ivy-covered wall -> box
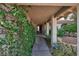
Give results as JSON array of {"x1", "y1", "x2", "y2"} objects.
[{"x1": 0, "y1": 4, "x2": 36, "y2": 56}]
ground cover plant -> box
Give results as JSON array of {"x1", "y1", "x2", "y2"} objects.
[{"x1": 0, "y1": 4, "x2": 36, "y2": 56}]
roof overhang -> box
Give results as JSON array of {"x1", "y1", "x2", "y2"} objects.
[{"x1": 18, "y1": 3, "x2": 77, "y2": 25}]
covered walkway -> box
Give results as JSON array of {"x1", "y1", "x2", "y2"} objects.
[
  {"x1": 32, "y1": 34, "x2": 51, "y2": 56},
  {"x1": 18, "y1": 3, "x2": 78, "y2": 55}
]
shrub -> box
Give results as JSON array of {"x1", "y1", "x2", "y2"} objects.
[
  {"x1": 57, "y1": 28, "x2": 65, "y2": 37},
  {"x1": 62, "y1": 23, "x2": 77, "y2": 33},
  {"x1": 0, "y1": 4, "x2": 36, "y2": 56},
  {"x1": 51, "y1": 43, "x2": 77, "y2": 56},
  {"x1": 57, "y1": 23, "x2": 77, "y2": 37}
]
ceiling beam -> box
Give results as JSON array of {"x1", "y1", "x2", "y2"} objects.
[
  {"x1": 55, "y1": 6, "x2": 76, "y2": 19},
  {"x1": 54, "y1": 6, "x2": 71, "y2": 17}
]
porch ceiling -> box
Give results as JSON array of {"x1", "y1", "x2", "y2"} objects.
[
  {"x1": 23, "y1": 6, "x2": 62, "y2": 25},
  {"x1": 18, "y1": 3, "x2": 76, "y2": 25}
]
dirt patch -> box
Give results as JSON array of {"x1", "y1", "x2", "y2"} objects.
[{"x1": 62, "y1": 37, "x2": 77, "y2": 45}]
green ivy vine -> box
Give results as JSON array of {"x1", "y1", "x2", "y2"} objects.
[{"x1": 0, "y1": 4, "x2": 36, "y2": 56}]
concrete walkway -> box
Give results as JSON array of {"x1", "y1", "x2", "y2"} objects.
[{"x1": 32, "y1": 35, "x2": 51, "y2": 56}]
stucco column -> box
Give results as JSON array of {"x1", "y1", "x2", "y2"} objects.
[
  {"x1": 46, "y1": 22, "x2": 50, "y2": 36},
  {"x1": 77, "y1": 5, "x2": 79, "y2": 56},
  {"x1": 51, "y1": 16, "x2": 57, "y2": 47}
]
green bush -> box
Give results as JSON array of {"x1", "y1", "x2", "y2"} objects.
[
  {"x1": 51, "y1": 43, "x2": 77, "y2": 56},
  {"x1": 57, "y1": 23, "x2": 77, "y2": 37},
  {"x1": 62, "y1": 23, "x2": 77, "y2": 33},
  {"x1": 0, "y1": 4, "x2": 36, "y2": 56},
  {"x1": 57, "y1": 28, "x2": 65, "y2": 37}
]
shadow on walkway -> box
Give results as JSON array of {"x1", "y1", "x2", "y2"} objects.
[{"x1": 32, "y1": 35, "x2": 51, "y2": 56}]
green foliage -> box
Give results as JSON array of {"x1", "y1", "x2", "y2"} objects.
[
  {"x1": 0, "y1": 4, "x2": 36, "y2": 56},
  {"x1": 62, "y1": 23, "x2": 77, "y2": 33},
  {"x1": 0, "y1": 10, "x2": 5, "y2": 19},
  {"x1": 0, "y1": 38, "x2": 7, "y2": 45},
  {"x1": 57, "y1": 28, "x2": 65, "y2": 37},
  {"x1": 57, "y1": 23, "x2": 77, "y2": 37},
  {"x1": 52, "y1": 43, "x2": 77, "y2": 56}
]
